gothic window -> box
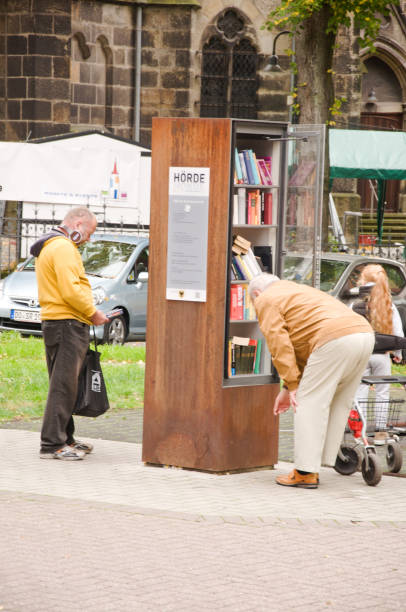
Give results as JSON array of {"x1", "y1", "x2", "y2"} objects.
[{"x1": 200, "y1": 10, "x2": 258, "y2": 119}]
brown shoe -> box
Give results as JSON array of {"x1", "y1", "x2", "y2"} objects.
[{"x1": 276, "y1": 469, "x2": 319, "y2": 489}]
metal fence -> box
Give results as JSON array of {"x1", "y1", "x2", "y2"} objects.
[{"x1": 0, "y1": 203, "x2": 149, "y2": 277}]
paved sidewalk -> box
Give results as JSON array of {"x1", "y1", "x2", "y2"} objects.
[{"x1": 1, "y1": 427, "x2": 406, "y2": 611}]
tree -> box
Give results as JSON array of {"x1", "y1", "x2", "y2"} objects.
[
  {"x1": 264, "y1": 0, "x2": 397, "y2": 125},
  {"x1": 265, "y1": 1, "x2": 398, "y2": 249}
]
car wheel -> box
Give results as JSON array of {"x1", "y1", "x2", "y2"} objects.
[{"x1": 103, "y1": 315, "x2": 127, "y2": 344}]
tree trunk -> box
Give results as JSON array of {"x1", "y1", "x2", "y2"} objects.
[
  {"x1": 295, "y1": 7, "x2": 336, "y2": 247},
  {"x1": 295, "y1": 7, "x2": 335, "y2": 124}
]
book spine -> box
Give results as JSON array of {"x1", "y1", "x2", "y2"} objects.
[
  {"x1": 237, "y1": 188, "x2": 246, "y2": 224},
  {"x1": 233, "y1": 194, "x2": 239, "y2": 225},
  {"x1": 255, "y1": 189, "x2": 260, "y2": 225},
  {"x1": 244, "y1": 248, "x2": 262, "y2": 276},
  {"x1": 231, "y1": 342, "x2": 236, "y2": 376},
  {"x1": 257, "y1": 158, "x2": 272, "y2": 185},
  {"x1": 263, "y1": 156, "x2": 272, "y2": 183},
  {"x1": 254, "y1": 339, "x2": 262, "y2": 374},
  {"x1": 242, "y1": 150, "x2": 255, "y2": 185},
  {"x1": 238, "y1": 152, "x2": 249, "y2": 184},
  {"x1": 251, "y1": 151, "x2": 262, "y2": 185},
  {"x1": 260, "y1": 191, "x2": 265, "y2": 224},
  {"x1": 230, "y1": 285, "x2": 238, "y2": 320},
  {"x1": 236, "y1": 254, "x2": 252, "y2": 280},
  {"x1": 236, "y1": 283, "x2": 244, "y2": 320},
  {"x1": 247, "y1": 190, "x2": 256, "y2": 225},
  {"x1": 256, "y1": 159, "x2": 267, "y2": 185},
  {"x1": 264, "y1": 192, "x2": 272, "y2": 225},
  {"x1": 234, "y1": 148, "x2": 243, "y2": 183},
  {"x1": 232, "y1": 255, "x2": 247, "y2": 280}
]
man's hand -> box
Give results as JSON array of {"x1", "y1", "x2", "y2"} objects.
[
  {"x1": 91, "y1": 310, "x2": 109, "y2": 326},
  {"x1": 273, "y1": 388, "x2": 298, "y2": 415}
]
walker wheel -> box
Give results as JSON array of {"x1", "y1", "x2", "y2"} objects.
[
  {"x1": 386, "y1": 441, "x2": 403, "y2": 473},
  {"x1": 361, "y1": 453, "x2": 382, "y2": 486},
  {"x1": 334, "y1": 445, "x2": 360, "y2": 475}
]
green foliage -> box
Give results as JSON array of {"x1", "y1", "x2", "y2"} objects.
[
  {"x1": 0, "y1": 332, "x2": 145, "y2": 422},
  {"x1": 265, "y1": 0, "x2": 396, "y2": 49}
]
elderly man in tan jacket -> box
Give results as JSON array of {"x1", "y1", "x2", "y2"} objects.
[{"x1": 249, "y1": 273, "x2": 374, "y2": 489}]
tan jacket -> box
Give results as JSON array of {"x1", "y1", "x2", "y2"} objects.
[
  {"x1": 36, "y1": 237, "x2": 96, "y2": 324},
  {"x1": 255, "y1": 280, "x2": 373, "y2": 391}
]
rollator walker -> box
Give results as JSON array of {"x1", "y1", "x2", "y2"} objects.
[{"x1": 334, "y1": 332, "x2": 406, "y2": 486}]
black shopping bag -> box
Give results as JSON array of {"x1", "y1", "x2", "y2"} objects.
[{"x1": 74, "y1": 345, "x2": 110, "y2": 418}]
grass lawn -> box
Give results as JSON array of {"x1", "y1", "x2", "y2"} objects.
[{"x1": 0, "y1": 331, "x2": 145, "y2": 423}]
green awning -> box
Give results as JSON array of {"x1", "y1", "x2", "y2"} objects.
[{"x1": 329, "y1": 128, "x2": 406, "y2": 180}]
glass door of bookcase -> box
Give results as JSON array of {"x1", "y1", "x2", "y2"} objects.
[{"x1": 281, "y1": 124, "x2": 325, "y2": 288}]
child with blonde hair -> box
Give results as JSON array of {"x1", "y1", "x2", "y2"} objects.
[{"x1": 352, "y1": 264, "x2": 404, "y2": 433}]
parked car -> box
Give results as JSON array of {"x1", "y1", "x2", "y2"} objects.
[
  {"x1": 283, "y1": 252, "x2": 406, "y2": 331},
  {"x1": 0, "y1": 233, "x2": 149, "y2": 343}
]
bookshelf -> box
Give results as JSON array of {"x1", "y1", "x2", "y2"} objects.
[
  {"x1": 225, "y1": 124, "x2": 287, "y2": 387},
  {"x1": 143, "y1": 118, "x2": 289, "y2": 472}
]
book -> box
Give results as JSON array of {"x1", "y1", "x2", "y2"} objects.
[
  {"x1": 242, "y1": 150, "x2": 255, "y2": 185},
  {"x1": 250, "y1": 151, "x2": 262, "y2": 185},
  {"x1": 263, "y1": 192, "x2": 272, "y2": 225},
  {"x1": 231, "y1": 341, "x2": 236, "y2": 376},
  {"x1": 254, "y1": 189, "x2": 261, "y2": 225},
  {"x1": 232, "y1": 255, "x2": 247, "y2": 280},
  {"x1": 234, "y1": 148, "x2": 243, "y2": 184},
  {"x1": 243, "y1": 248, "x2": 262, "y2": 277},
  {"x1": 236, "y1": 254, "x2": 253, "y2": 280},
  {"x1": 232, "y1": 194, "x2": 239, "y2": 225},
  {"x1": 233, "y1": 234, "x2": 251, "y2": 251},
  {"x1": 257, "y1": 157, "x2": 272, "y2": 185},
  {"x1": 246, "y1": 149, "x2": 261, "y2": 185},
  {"x1": 248, "y1": 338, "x2": 258, "y2": 373},
  {"x1": 237, "y1": 188, "x2": 246, "y2": 224},
  {"x1": 230, "y1": 285, "x2": 243, "y2": 320},
  {"x1": 263, "y1": 156, "x2": 272, "y2": 182},
  {"x1": 238, "y1": 152, "x2": 249, "y2": 183},
  {"x1": 247, "y1": 190, "x2": 256, "y2": 224},
  {"x1": 254, "y1": 339, "x2": 262, "y2": 374}
]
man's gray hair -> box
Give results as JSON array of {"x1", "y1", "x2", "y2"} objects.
[
  {"x1": 63, "y1": 207, "x2": 97, "y2": 225},
  {"x1": 248, "y1": 272, "x2": 280, "y2": 298}
]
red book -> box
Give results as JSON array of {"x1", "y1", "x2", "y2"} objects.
[
  {"x1": 264, "y1": 193, "x2": 272, "y2": 225},
  {"x1": 230, "y1": 285, "x2": 243, "y2": 320}
]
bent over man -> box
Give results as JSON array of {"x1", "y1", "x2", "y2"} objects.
[
  {"x1": 248, "y1": 273, "x2": 374, "y2": 489},
  {"x1": 30, "y1": 207, "x2": 109, "y2": 460}
]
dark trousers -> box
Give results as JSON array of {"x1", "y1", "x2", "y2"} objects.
[{"x1": 40, "y1": 319, "x2": 90, "y2": 452}]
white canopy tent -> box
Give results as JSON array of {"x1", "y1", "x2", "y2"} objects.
[{"x1": 0, "y1": 130, "x2": 151, "y2": 227}]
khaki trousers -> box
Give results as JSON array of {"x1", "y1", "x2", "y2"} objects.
[{"x1": 294, "y1": 332, "x2": 374, "y2": 473}]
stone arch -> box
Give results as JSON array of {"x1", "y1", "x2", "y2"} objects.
[
  {"x1": 72, "y1": 32, "x2": 91, "y2": 61},
  {"x1": 199, "y1": 8, "x2": 259, "y2": 118},
  {"x1": 361, "y1": 39, "x2": 406, "y2": 111}
]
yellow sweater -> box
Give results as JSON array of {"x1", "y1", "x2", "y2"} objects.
[
  {"x1": 36, "y1": 237, "x2": 96, "y2": 324},
  {"x1": 255, "y1": 280, "x2": 373, "y2": 391}
]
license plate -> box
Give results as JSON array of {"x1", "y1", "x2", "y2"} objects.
[{"x1": 10, "y1": 309, "x2": 41, "y2": 323}]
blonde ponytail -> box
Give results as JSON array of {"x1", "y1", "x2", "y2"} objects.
[{"x1": 358, "y1": 264, "x2": 392, "y2": 334}]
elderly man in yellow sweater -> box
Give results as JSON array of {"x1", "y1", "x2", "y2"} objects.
[
  {"x1": 30, "y1": 207, "x2": 109, "y2": 460},
  {"x1": 249, "y1": 272, "x2": 374, "y2": 489}
]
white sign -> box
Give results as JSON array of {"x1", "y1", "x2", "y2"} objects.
[{"x1": 166, "y1": 167, "x2": 210, "y2": 302}]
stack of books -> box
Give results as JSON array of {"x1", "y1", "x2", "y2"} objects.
[
  {"x1": 230, "y1": 235, "x2": 263, "y2": 281},
  {"x1": 228, "y1": 335, "x2": 262, "y2": 376},
  {"x1": 234, "y1": 148, "x2": 272, "y2": 186}
]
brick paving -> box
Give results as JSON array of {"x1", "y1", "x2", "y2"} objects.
[{"x1": 0, "y1": 422, "x2": 406, "y2": 611}]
